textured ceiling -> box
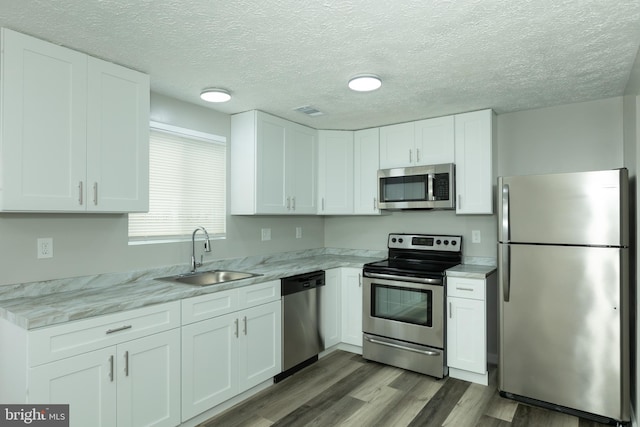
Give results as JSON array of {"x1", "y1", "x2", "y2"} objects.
[{"x1": 2, "y1": 0, "x2": 640, "y2": 130}]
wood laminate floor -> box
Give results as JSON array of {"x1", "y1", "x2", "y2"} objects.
[{"x1": 199, "y1": 350, "x2": 613, "y2": 427}]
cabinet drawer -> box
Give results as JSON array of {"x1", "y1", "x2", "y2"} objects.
[
  {"x1": 238, "y1": 280, "x2": 280, "y2": 310},
  {"x1": 181, "y1": 289, "x2": 238, "y2": 325},
  {"x1": 29, "y1": 302, "x2": 180, "y2": 367},
  {"x1": 447, "y1": 277, "x2": 485, "y2": 300}
]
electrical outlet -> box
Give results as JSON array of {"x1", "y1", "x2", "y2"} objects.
[
  {"x1": 37, "y1": 238, "x2": 53, "y2": 259},
  {"x1": 471, "y1": 230, "x2": 481, "y2": 244},
  {"x1": 296, "y1": 227, "x2": 302, "y2": 239},
  {"x1": 261, "y1": 228, "x2": 271, "y2": 241}
]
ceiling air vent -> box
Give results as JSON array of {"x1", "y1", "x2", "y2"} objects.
[{"x1": 294, "y1": 105, "x2": 324, "y2": 117}]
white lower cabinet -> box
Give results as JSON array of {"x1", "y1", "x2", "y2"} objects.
[
  {"x1": 4, "y1": 302, "x2": 181, "y2": 427},
  {"x1": 320, "y1": 268, "x2": 342, "y2": 348},
  {"x1": 446, "y1": 274, "x2": 495, "y2": 385},
  {"x1": 29, "y1": 347, "x2": 117, "y2": 427},
  {"x1": 180, "y1": 281, "x2": 281, "y2": 422},
  {"x1": 320, "y1": 267, "x2": 363, "y2": 349},
  {"x1": 340, "y1": 268, "x2": 363, "y2": 347}
]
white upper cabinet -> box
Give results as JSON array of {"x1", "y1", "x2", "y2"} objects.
[
  {"x1": 0, "y1": 28, "x2": 149, "y2": 212},
  {"x1": 231, "y1": 110, "x2": 317, "y2": 215},
  {"x1": 454, "y1": 109, "x2": 494, "y2": 214},
  {"x1": 379, "y1": 116, "x2": 454, "y2": 169},
  {"x1": 86, "y1": 57, "x2": 149, "y2": 212},
  {"x1": 353, "y1": 128, "x2": 381, "y2": 215},
  {"x1": 318, "y1": 130, "x2": 354, "y2": 214}
]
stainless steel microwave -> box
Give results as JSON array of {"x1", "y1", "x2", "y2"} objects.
[{"x1": 377, "y1": 163, "x2": 455, "y2": 210}]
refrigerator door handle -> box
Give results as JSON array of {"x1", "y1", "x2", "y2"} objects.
[
  {"x1": 502, "y1": 183, "x2": 510, "y2": 242},
  {"x1": 502, "y1": 245, "x2": 511, "y2": 302}
]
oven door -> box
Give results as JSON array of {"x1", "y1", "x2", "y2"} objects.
[{"x1": 362, "y1": 275, "x2": 444, "y2": 348}]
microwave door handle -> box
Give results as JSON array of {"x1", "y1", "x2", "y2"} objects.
[{"x1": 428, "y1": 174, "x2": 434, "y2": 201}]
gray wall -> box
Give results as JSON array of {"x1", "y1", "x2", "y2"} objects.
[{"x1": 0, "y1": 93, "x2": 325, "y2": 286}]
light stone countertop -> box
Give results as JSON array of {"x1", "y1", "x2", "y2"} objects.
[
  {"x1": 446, "y1": 264, "x2": 497, "y2": 279},
  {"x1": 0, "y1": 248, "x2": 385, "y2": 330}
]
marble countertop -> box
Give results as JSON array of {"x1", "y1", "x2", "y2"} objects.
[
  {"x1": 0, "y1": 247, "x2": 497, "y2": 330},
  {"x1": 446, "y1": 264, "x2": 497, "y2": 279},
  {"x1": 0, "y1": 249, "x2": 385, "y2": 330}
]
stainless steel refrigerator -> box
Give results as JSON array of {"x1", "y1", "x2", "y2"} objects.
[{"x1": 497, "y1": 168, "x2": 630, "y2": 424}]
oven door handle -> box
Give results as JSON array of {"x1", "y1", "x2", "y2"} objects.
[
  {"x1": 363, "y1": 272, "x2": 442, "y2": 285},
  {"x1": 364, "y1": 335, "x2": 441, "y2": 356}
]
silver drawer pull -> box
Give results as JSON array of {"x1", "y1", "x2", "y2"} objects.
[
  {"x1": 456, "y1": 286, "x2": 475, "y2": 291},
  {"x1": 106, "y1": 325, "x2": 132, "y2": 334},
  {"x1": 364, "y1": 335, "x2": 440, "y2": 356}
]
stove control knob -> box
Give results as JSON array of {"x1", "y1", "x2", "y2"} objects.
[
  {"x1": 444, "y1": 240, "x2": 449, "y2": 245},
  {"x1": 391, "y1": 238, "x2": 397, "y2": 243},
  {"x1": 398, "y1": 238, "x2": 404, "y2": 243},
  {"x1": 436, "y1": 239, "x2": 442, "y2": 245},
  {"x1": 451, "y1": 240, "x2": 457, "y2": 246}
]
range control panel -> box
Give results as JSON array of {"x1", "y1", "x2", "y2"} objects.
[{"x1": 387, "y1": 233, "x2": 462, "y2": 252}]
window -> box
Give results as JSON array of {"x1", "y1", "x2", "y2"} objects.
[{"x1": 129, "y1": 122, "x2": 226, "y2": 242}]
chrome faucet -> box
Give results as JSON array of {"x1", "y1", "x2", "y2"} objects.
[{"x1": 191, "y1": 226, "x2": 211, "y2": 272}]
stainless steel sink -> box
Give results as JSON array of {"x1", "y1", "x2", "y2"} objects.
[{"x1": 157, "y1": 270, "x2": 261, "y2": 286}]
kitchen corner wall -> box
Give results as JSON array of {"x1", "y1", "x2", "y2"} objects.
[
  {"x1": 0, "y1": 93, "x2": 324, "y2": 287},
  {"x1": 326, "y1": 96, "x2": 625, "y2": 261}
]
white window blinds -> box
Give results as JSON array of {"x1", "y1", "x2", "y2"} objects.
[{"x1": 129, "y1": 123, "x2": 226, "y2": 241}]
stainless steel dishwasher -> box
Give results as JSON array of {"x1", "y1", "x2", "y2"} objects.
[{"x1": 275, "y1": 270, "x2": 325, "y2": 382}]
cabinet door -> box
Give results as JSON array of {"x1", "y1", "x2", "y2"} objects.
[
  {"x1": 86, "y1": 57, "x2": 149, "y2": 213},
  {"x1": 341, "y1": 268, "x2": 363, "y2": 346},
  {"x1": 238, "y1": 301, "x2": 282, "y2": 391},
  {"x1": 455, "y1": 109, "x2": 494, "y2": 214},
  {"x1": 318, "y1": 130, "x2": 354, "y2": 214},
  {"x1": 320, "y1": 268, "x2": 342, "y2": 348},
  {"x1": 415, "y1": 116, "x2": 454, "y2": 165},
  {"x1": 354, "y1": 128, "x2": 380, "y2": 214},
  {"x1": 379, "y1": 122, "x2": 414, "y2": 169},
  {"x1": 256, "y1": 113, "x2": 288, "y2": 213},
  {"x1": 287, "y1": 125, "x2": 317, "y2": 214},
  {"x1": 181, "y1": 313, "x2": 239, "y2": 421},
  {"x1": 29, "y1": 347, "x2": 116, "y2": 427},
  {"x1": 447, "y1": 296, "x2": 486, "y2": 373},
  {"x1": 1, "y1": 28, "x2": 87, "y2": 211},
  {"x1": 117, "y1": 329, "x2": 180, "y2": 427}
]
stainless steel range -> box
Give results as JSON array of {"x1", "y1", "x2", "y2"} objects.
[{"x1": 362, "y1": 233, "x2": 462, "y2": 378}]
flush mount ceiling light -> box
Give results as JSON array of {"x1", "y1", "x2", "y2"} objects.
[
  {"x1": 348, "y1": 74, "x2": 382, "y2": 92},
  {"x1": 200, "y1": 88, "x2": 231, "y2": 103}
]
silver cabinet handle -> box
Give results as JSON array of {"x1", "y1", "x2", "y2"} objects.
[
  {"x1": 124, "y1": 351, "x2": 129, "y2": 376},
  {"x1": 109, "y1": 355, "x2": 114, "y2": 382},
  {"x1": 456, "y1": 286, "x2": 474, "y2": 291},
  {"x1": 234, "y1": 318, "x2": 239, "y2": 337},
  {"x1": 409, "y1": 149, "x2": 412, "y2": 163},
  {"x1": 78, "y1": 181, "x2": 83, "y2": 205},
  {"x1": 322, "y1": 197, "x2": 325, "y2": 211},
  {"x1": 243, "y1": 316, "x2": 247, "y2": 335},
  {"x1": 93, "y1": 182, "x2": 98, "y2": 205},
  {"x1": 458, "y1": 194, "x2": 462, "y2": 209},
  {"x1": 286, "y1": 197, "x2": 290, "y2": 210},
  {"x1": 106, "y1": 325, "x2": 132, "y2": 334},
  {"x1": 292, "y1": 196, "x2": 296, "y2": 211},
  {"x1": 373, "y1": 197, "x2": 377, "y2": 210},
  {"x1": 416, "y1": 148, "x2": 420, "y2": 163},
  {"x1": 449, "y1": 302, "x2": 452, "y2": 318},
  {"x1": 358, "y1": 273, "x2": 362, "y2": 287}
]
